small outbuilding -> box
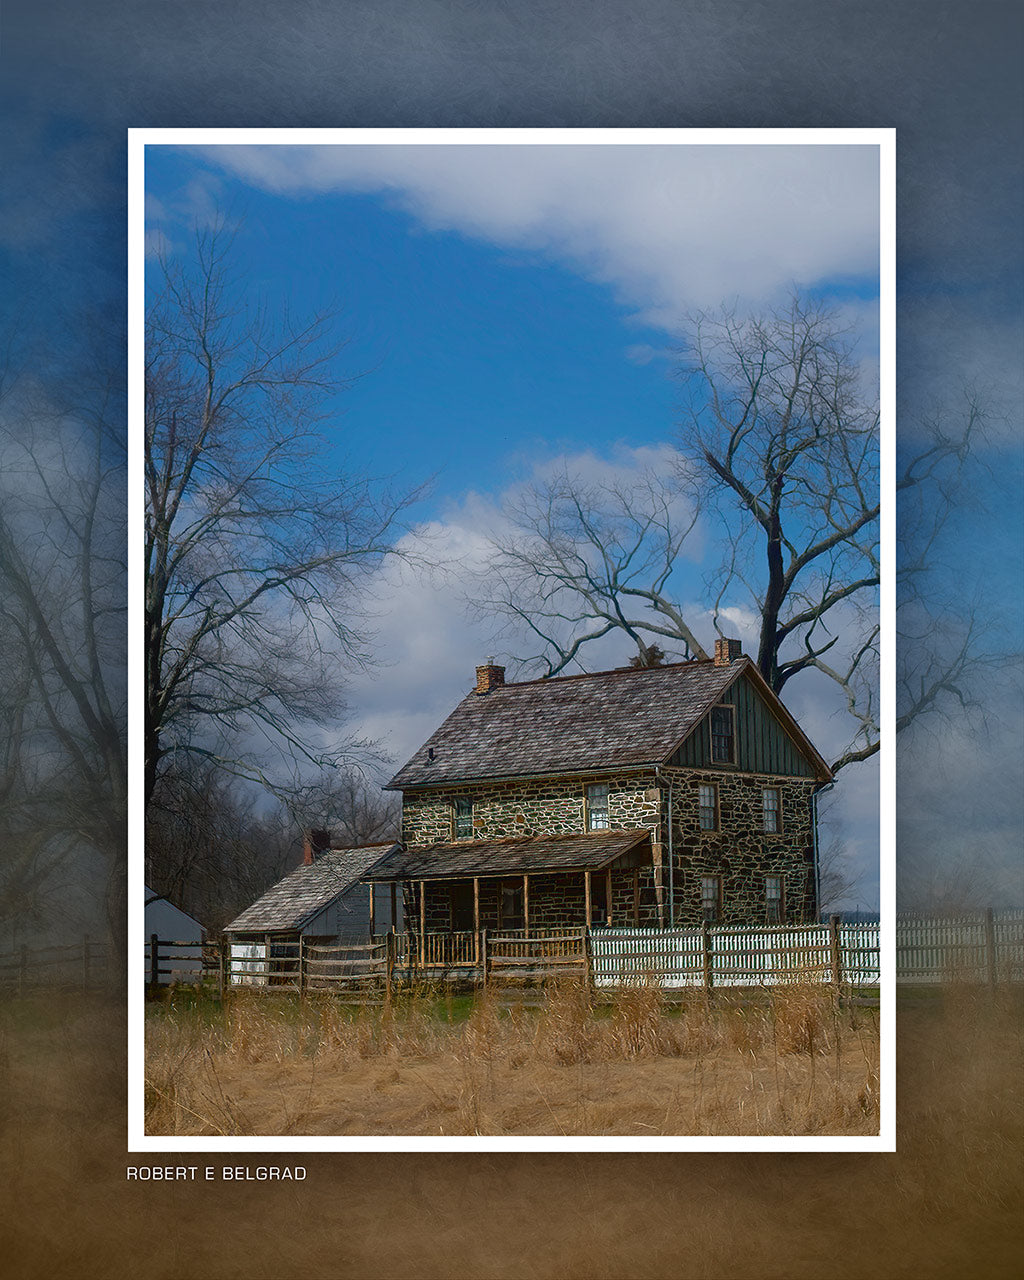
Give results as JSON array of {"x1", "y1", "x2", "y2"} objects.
[
  {"x1": 223, "y1": 836, "x2": 402, "y2": 984},
  {"x1": 144, "y1": 887, "x2": 206, "y2": 983}
]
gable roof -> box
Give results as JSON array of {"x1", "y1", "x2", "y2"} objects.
[
  {"x1": 365, "y1": 830, "x2": 652, "y2": 882},
  {"x1": 224, "y1": 843, "x2": 399, "y2": 934},
  {"x1": 386, "y1": 658, "x2": 830, "y2": 790}
]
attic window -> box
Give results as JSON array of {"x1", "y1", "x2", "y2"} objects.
[
  {"x1": 586, "y1": 783, "x2": 610, "y2": 831},
  {"x1": 710, "y1": 705, "x2": 735, "y2": 763},
  {"x1": 454, "y1": 798, "x2": 473, "y2": 839}
]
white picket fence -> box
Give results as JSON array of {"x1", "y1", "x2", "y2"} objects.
[
  {"x1": 896, "y1": 910, "x2": 1024, "y2": 984},
  {"x1": 590, "y1": 912, "x2": 1024, "y2": 989},
  {"x1": 590, "y1": 922, "x2": 870, "y2": 989}
]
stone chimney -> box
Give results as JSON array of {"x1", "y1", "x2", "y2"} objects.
[
  {"x1": 302, "y1": 828, "x2": 332, "y2": 866},
  {"x1": 713, "y1": 637, "x2": 743, "y2": 667},
  {"x1": 475, "y1": 657, "x2": 506, "y2": 694}
]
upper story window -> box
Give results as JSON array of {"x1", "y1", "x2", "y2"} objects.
[
  {"x1": 762, "y1": 787, "x2": 781, "y2": 833},
  {"x1": 698, "y1": 784, "x2": 718, "y2": 831},
  {"x1": 586, "y1": 782, "x2": 610, "y2": 831},
  {"x1": 710, "y1": 705, "x2": 735, "y2": 763},
  {"x1": 765, "y1": 874, "x2": 785, "y2": 924},
  {"x1": 454, "y1": 797, "x2": 473, "y2": 839}
]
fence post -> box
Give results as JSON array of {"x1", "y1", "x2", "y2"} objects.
[
  {"x1": 218, "y1": 939, "x2": 227, "y2": 1001},
  {"x1": 149, "y1": 934, "x2": 159, "y2": 991},
  {"x1": 829, "y1": 915, "x2": 842, "y2": 992},
  {"x1": 481, "y1": 929, "x2": 488, "y2": 989},
  {"x1": 298, "y1": 935, "x2": 306, "y2": 996},
  {"x1": 385, "y1": 929, "x2": 395, "y2": 999},
  {"x1": 702, "y1": 922, "x2": 713, "y2": 1001},
  {"x1": 984, "y1": 908, "x2": 997, "y2": 989},
  {"x1": 583, "y1": 926, "x2": 593, "y2": 991},
  {"x1": 82, "y1": 934, "x2": 91, "y2": 990}
]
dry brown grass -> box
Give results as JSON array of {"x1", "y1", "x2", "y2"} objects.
[
  {"x1": 0, "y1": 984, "x2": 1021, "y2": 1279},
  {"x1": 143, "y1": 978, "x2": 880, "y2": 1137}
]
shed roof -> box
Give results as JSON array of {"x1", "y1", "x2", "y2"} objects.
[
  {"x1": 224, "y1": 843, "x2": 399, "y2": 934},
  {"x1": 387, "y1": 657, "x2": 801, "y2": 790},
  {"x1": 364, "y1": 830, "x2": 652, "y2": 882}
]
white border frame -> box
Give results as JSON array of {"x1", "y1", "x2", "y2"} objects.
[{"x1": 128, "y1": 126, "x2": 896, "y2": 1154}]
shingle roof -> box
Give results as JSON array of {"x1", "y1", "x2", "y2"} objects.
[
  {"x1": 224, "y1": 843, "x2": 400, "y2": 933},
  {"x1": 364, "y1": 830, "x2": 652, "y2": 882},
  {"x1": 386, "y1": 659, "x2": 746, "y2": 790}
]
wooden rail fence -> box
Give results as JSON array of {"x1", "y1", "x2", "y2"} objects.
[
  {"x1": 0, "y1": 936, "x2": 110, "y2": 992},
  {"x1": 9, "y1": 910, "x2": 1019, "y2": 998}
]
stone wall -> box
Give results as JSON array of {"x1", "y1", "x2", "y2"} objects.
[
  {"x1": 660, "y1": 766, "x2": 818, "y2": 924},
  {"x1": 400, "y1": 771, "x2": 662, "y2": 845},
  {"x1": 400, "y1": 765, "x2": 819, "y2": 928}
]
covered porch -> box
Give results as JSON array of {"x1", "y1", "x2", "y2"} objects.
[{"x1": 365, "y1": 829, "x2": 658, "y2": 943}]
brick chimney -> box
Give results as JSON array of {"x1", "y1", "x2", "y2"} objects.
[
  {"x1": 302, "y1": 828, "x2": 332, "y2": 866},
  {"x1": 714, "y1": 637, "x2": 743, "y2": 667},
  {"x1": 475, "y1": 657, "x2": 506, "y2": 694}
]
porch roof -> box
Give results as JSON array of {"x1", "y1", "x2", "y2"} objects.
[{"x1": 363, "y1": 829, "x2": 652, "y2": 882}]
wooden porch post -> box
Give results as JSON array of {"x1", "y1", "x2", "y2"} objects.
[
  {"x1": 605, "y1": 866, "x2": 613, "y2": 927},
  {"x1": 390, "y1": 882, "x2": 398, "y2": 931},
  {"x1": 419, "y1": 880, "x2": 426, "y2": 942},
  {"x1": 584, "y1": 869, "x2": 592, "y2": 927},
  {"x1": 523, "y1": 874, "x2": 530, "y2": 938},
  {"x1": 633, "y1": 868, "x2": 640, "y2": 926},
  {"x1": 473, "y1": 877, "x2": 481, "y2": 968},
  {"x1": 368, "y1": 882, "x2": 376, "y2": 940}
]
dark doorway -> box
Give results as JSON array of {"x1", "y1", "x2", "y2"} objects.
[{"x1": 449, "y1": 881, "x2": 475, "y2": 930}]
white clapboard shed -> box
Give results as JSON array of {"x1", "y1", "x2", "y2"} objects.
[
  {"x1": 145, "y1": 887, "x2": 206, "y2": 983},
  {"x1": 223, "y1": 841, "x2": 402, "y2": 985}
]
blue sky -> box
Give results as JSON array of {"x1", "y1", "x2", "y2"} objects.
[
  {"x1": 145, "y1": 143, "x2": 881, "y2": 517},
  {"x1": 145, "y1": 139, "x2": 887, "y2": 907}
]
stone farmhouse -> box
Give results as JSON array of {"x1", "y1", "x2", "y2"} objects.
[{"x1": 365, "y1": 638, "x2": 833, "y2": 934}]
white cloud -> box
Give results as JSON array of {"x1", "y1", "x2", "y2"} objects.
[{"x1": 194, "y1": 142, "x2": 880, "y2": 329}]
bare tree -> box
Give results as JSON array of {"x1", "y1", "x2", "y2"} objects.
[
  {"x1": 146, "y1": 761, "x2": 298, "y2": 931},
  {"x1": 676, "y1": 298, "x2": 881, "y2": 768},
  {"x1": 816, "y1": 833, "x2": 864, "y2": 917},
  {"x1": 146, "y1": 760, "x2": 400, "y2": 931},
  {"x1": 473, "y1": 298, "x2": 881, "y2": 767},
  {"x1": 895, "y1": 387, "x2": 999, "y2": 735},
  {"x1": 473, "y1": 463, "x2": 705, "y2": 677},
  {"x1": 145, "y1": 223, "x2": 417, "y2": 809},
  {"x1": 0, "y1": 353, "x2": 127, "y2": 948},
  {"x1": 473, "y1": 297, "x2": 991, "y2": 774},
  {"x1": 281, "y1": 767, "x2": 401, "y2": 848}
]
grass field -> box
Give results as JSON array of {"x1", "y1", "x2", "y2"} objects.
[
  {"x1": 144, "y1": 979, "x2": 880, "y2": 1136},
  {"x1": 1, "y1": 983, "x2": 1020, "y2": 1278}
]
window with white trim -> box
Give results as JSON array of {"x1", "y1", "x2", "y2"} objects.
[
  {"x1": 586, "y1": 782, "x2": 610, "y2": 831},
  {"x1": 765, "y1": 874, "x2": 784, "y2": 924},
  {"x1": 700, "y1": 875, "x2": 723, "y2": 923},
  {"x1": 454, "y1": 797, "x2": 473, "y2": 839},
  {"x1": 762, "y1": 787, "x2": 781, "y2": 833},
  {"x1": 698, "y1": 784, "x2": 718, "y2": 831}
]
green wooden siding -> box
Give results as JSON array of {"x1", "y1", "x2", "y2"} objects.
[{"x1": 669, "y1": 672, "x2": 817, "y2": 777}]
